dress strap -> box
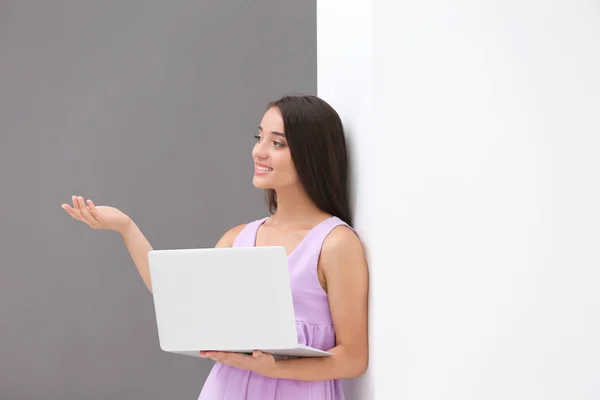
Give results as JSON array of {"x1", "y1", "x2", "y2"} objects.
[
  {"x1": 294, "y1": 217, "x2": 354, "y2": 268},
  {"x1": 232, "y1": 217, "x2": 269, "y2": 247},
  {"x1": 299, "y1": 216, "x2": 355, "y2": 261}
]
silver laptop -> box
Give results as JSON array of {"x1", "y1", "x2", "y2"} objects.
[{"x1": 147, "y1": 246, "x2": 332, "y2": 358}]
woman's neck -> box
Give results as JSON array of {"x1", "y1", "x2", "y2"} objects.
[{"x1": 269, "y1": 186, "x2": 330, "y2": 227}]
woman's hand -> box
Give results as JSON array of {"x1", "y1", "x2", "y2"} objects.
[
  {"x1": 199, "y1": 350, "x2": 277, "y2": 378},
  {"x1": 61, "y1": 195, "x2": 132, "y2": 234}
]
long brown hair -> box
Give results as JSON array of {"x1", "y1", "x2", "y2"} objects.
[{"x1": 265, "y1": 95, "x2": 352, "y2": 225}]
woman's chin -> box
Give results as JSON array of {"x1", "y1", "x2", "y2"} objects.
[{"x1": 252, "y1": 176, "x2": 272, "y2": 189}]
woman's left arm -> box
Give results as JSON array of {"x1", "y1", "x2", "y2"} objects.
[{"x1": 271, "y1": 226, "x2": 369, "y2": 381}]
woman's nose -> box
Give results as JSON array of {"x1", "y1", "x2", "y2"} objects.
[{"x1": 253, "y1": 141, "x2": 268, "y2": 159}]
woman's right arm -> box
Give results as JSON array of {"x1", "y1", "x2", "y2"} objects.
[
  {"x1": 120, "y1": 220, "x2": 247, "y2": 293},
  {"x1": 121, "y1": 221, "x2": 247, "y2": 293},
  {"x1": 119, "y1": 219, "x2": 154, "y2": 292},
  {"x1": 62, "y1": 195, "x2": 246, "y2": 294}
]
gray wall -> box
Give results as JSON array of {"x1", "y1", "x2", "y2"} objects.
[{"x1": 0, "y1": 1, "x2": 315, "y2": 399}]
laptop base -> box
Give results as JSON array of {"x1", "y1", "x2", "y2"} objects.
[{"x1": 166, "y1": 345, "x2": 332, "y2": 358}]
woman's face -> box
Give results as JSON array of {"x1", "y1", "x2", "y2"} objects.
[{"x1": 252, "y1": 107, "x2": 299, "y2": 190}]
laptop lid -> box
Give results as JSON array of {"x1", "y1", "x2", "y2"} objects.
[{"x1": 147, "y1": 246, "x2": 298, "y2": 353}]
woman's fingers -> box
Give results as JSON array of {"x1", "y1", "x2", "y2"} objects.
[
  {"x1": 77, "y1": 196, "x2": 100, "y2": 228},
  {"x1": 86, "y1": 199, "x2": 105, "y2": 228},
  {"x1": 71, "y1": 196, "x2": 84, "y2": 220},
  {"x1": 72, "y1": 196, "x2": 99, "y2": 228},
  {"x1": 62, "y1": 203, "x2": 82, "y2": 221},
  {"x1": 86, "y1": 199, "x2": 100, "y2": 220}
]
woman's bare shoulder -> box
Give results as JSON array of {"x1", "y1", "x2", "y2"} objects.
[{"x1": 215, "y1": 223, "x2": 248, "y2": 248}]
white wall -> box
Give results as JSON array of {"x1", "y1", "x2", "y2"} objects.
[
  {"x1": 319, "y1": 1, "x2": 600, "y2": 399},
  {"x1": 318, "y1": 0, "x2": 374, "y2": 399}
]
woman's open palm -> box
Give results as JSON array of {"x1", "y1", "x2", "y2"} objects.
[{"x1": 61, "y1": 196, "x2": 131, "y2": 233}]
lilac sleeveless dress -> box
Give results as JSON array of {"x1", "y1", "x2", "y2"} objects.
[{"x1": 198, "y1": 216, "x2": 348, "y2": 400}]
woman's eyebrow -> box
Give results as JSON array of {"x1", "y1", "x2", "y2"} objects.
[{"x1": 258, "y1": 126, "x2": 285, "y2": 137}]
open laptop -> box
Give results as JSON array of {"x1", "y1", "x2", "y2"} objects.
[{"x1": 147, "y1": 246, "x2": 332, "y2": 358}]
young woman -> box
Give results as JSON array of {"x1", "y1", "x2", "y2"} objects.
[{"x1": 62, "y1": 95, "x2": 369, "y2": 399}]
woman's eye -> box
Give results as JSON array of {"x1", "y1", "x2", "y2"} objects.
[{"x1": 254, "y1": 134, "x2": 284, "y2": 148}]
